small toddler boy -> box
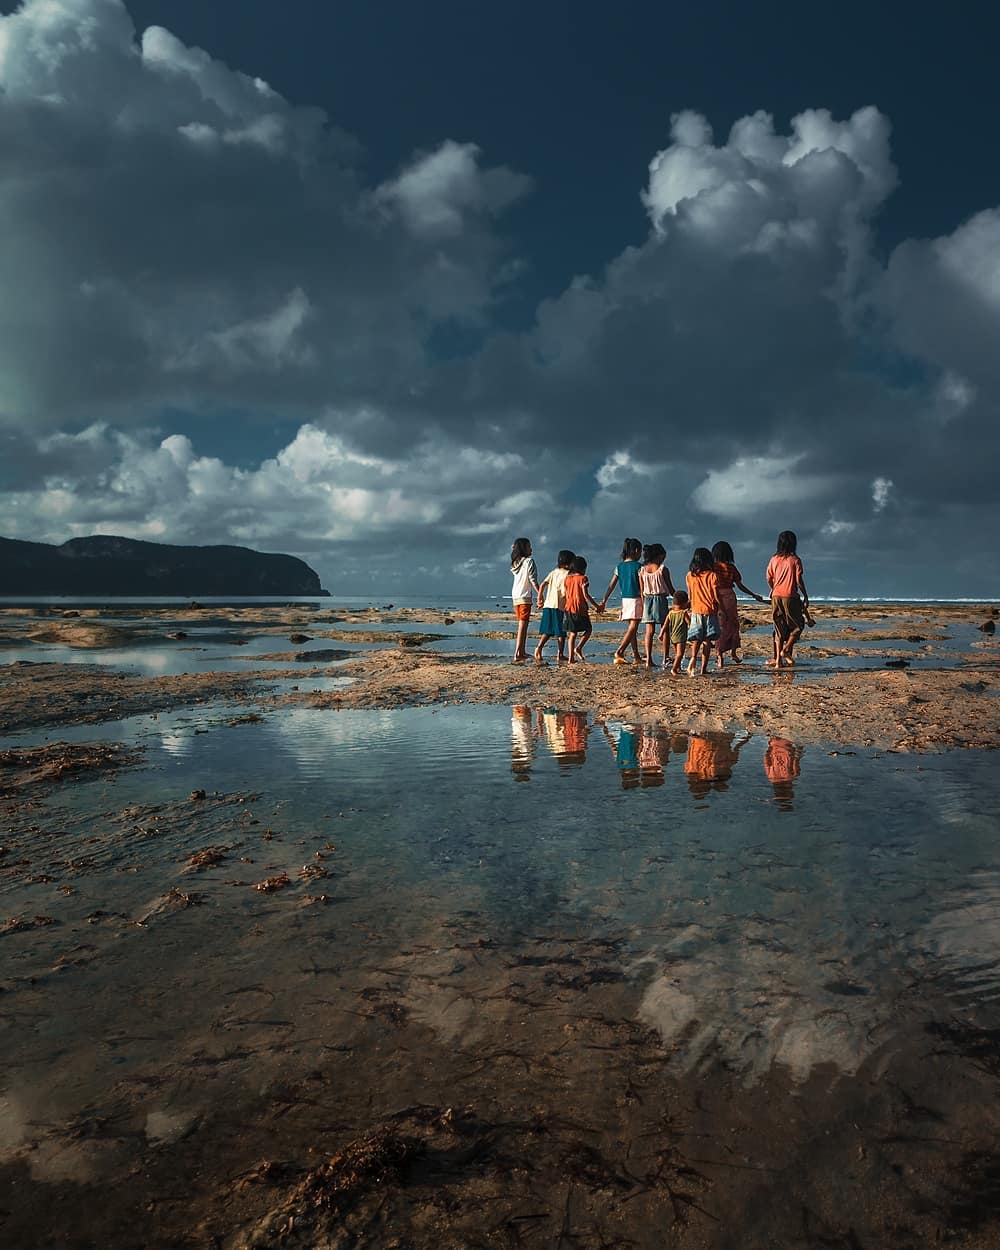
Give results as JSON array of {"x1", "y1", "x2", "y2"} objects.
[{"x1": 660, "y1": 590, "x2": 690, "y2": 675}]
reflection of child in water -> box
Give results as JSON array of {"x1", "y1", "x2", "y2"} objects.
[
  {"x1": 598, "y1": 720, "x2": 673, "y2": 789},
  {"x1": 510, "y1": 705, "x2": 536, "y2": 781},
  {"x1": 560, "y1": 711, "x2": 589, "y2": 766},
  {"x1": 541, "y1": 710, "x2": 588, "y2": 769},
  {"x1": 684, "y1": 731, "x2": 751, "y2": 798},
  {"x1": 764, "y1": 737, "x2": 802, "y2": 807}
]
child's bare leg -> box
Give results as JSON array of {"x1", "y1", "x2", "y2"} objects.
[
  {"x1": 534, "y1": 633, "x2": 549, "y2": 661},
  {"x1": 567, "y1": 632, "x2": 577, "y2": 662},
  {"x1": 644, "y1": 623, "x2": 656, "y2": 667},
  {"x1": 687, "y1": 640, "x2": 699, "y2": 674},
  {"x1": 766, "y1": 627, "x2": 782, "y2": 667},
  {"x1": 671, "y1": 642, "x2": 684, "y2": 674},
  {"x1": 577, "y1": 626, "x2": 591, "y2": 659},
  {"x1": 616, "y1": 620, "x2": 638, "y2": 661},
  {"x1": 557, "y1": 631, "x2": 567, "y2": 661},
  {"x1": 514, "y1": 617, "x2": 529, "y2": 661},
  {"x1": 780, "y1": 626, "x2": 802, "y2": 664}
]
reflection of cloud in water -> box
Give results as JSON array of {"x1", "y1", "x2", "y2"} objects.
[
  {"x1": 266, "y1": 707, "x2": 402, "y2": 774},
  {"x1": 923, "y1": 870, "x2": 1000, "y2": 1000},
  {"x1": 637, "y1": 931, "x2": 885, "y2": 1085},
  {"x1": 159, "y1": 730, "x2": 192, "y2": 758}
]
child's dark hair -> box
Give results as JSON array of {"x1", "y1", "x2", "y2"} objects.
[
  {"x1": 673, "y1": 589, "x2": 689, "y2": 606},
  {"x1": 558, "y1": 549, "x2": 575, "y2": 569},
  {"x1": 570, "y1": 555, "x2": 587, "y2": 574},
  {"x1": 711, "y1": 540, "x2": 734, "y2": 564},
  {"x1": 689, "y1": 547, "x2": 715, "y2": 574},
  {"x1": 511, "y1": 538, "x2": 531, "y2": 567},
  {"x1": 776, "y1": 530, "x2": 797, "y2": 556},
  {"x1": 620, "y1": 538, "x2": 642, "y2": 561},
  {"x1": 642, "y1": 543, "x2": 666, "y2": 564}
]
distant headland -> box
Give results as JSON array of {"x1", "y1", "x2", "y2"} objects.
[{"x1": 0, "y1": 535, "x2": 328, "y2": 596}]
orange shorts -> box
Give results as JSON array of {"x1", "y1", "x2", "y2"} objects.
[{"x1": 514, "y1": 602, "x2": 531, "y2": 621}]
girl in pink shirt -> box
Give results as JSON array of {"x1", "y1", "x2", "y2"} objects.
[{"x1": 766, "y1": 531, "x2": 814, "y2": 667}]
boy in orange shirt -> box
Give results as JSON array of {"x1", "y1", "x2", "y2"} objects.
[
  {"x1": 563, "y1": 556, "x2": 603, "y2": 662},
  {"x1": 684, "y1": 548, "x2": 720, "y2": 676}
]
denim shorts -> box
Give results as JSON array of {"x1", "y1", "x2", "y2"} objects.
[
  {"x1": 687, "y1": 612, "x2": 719, "y2": 642},
  {"x1": 641, "y1": 593, "x2": 668, "y2": 625}
]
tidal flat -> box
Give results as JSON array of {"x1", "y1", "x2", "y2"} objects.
[{"x1": 1, "y1": 601, "x2": 999, "y2": 1248}]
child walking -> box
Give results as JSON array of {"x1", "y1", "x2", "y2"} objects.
[
  {"x1": 766, "y1": 531, "x2": 813, "y2": 667},
  {"x1": 563, "y1": 556, "x2": 602, "y2": 662},
  {"x1": 659, "y1": 589, "x2": 690, "y2": 674},
  {"x1": 711, "y1": 540, "x2": 766, "y2": 668},
  {"x1": 510, "y1": 538, "x2": 539, "y2": 663},
  {"x1": 535, "y1": 549, "x2": 575, "y2": 662},
  {"x1": 639, "y1": 543, "x2": 675, "y2": 667},
  {"x1": 599, "y1": 538, "x2": 643, "y2": 664},
  {"x1": 685, "y1": 548, "x2": 721, "y2": 676}
]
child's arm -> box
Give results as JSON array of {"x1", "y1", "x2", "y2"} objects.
[
  {"x1": 599, "y1": 570, "x2": 619, "y2": 608},
  {"x1": 658, "y1": 619, "x2": 669, "y2": 641},
  {"x1": 734, "y1": 575, "x2": 766, "y2": 602},
  {"x1": 536, "y1": 574, "x2": 549, "y2": 607},
  {"x1": 583, "y1": 577, "x2": 602, "y2": 611},
  {"x1": 663, "y1": 565, "x2": 675, "y2": 596},
  {"x1": 528, "y1": 559, "x2": 540, "y2": 596},
  {"x1": 796, "y1": 564, "x2": 814, "y2": 624}
]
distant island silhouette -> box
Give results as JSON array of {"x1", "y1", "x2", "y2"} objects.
[{"x1": 0, "y1": 535, "x2": 327, "y2": 596}]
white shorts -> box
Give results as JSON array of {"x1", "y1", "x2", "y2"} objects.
[{"x1": 620, "y1": 597, "x2": 642, "y2": 622}]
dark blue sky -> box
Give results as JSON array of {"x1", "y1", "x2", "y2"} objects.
[{"x1": 125, "y1": 0, "x2": 1000, "y2": 305}]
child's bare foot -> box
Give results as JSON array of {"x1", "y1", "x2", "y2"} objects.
[
  {"x1": 700, "y1": 662, "x2": 708, "y2": 675},
  {"x1": 765, "y1": 658, "x2": 780, "y2": 668},
  {"x1": 731, "y1": 652, "x2": 742, "y2": 664},
  {"x1": 716, "y1": 659, "x2": 724, "y2": 670},
  {"x1": 670, "y1": 665, "x2": 681, "y2": 675}
]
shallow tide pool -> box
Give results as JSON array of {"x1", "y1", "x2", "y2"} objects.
[{"x1": 2, "y1": 704, "x2": 1000, "y2": 1247}]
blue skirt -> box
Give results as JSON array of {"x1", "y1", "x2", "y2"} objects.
[{"x1": 539, "y1": 607, "x2": 565, "y2": 637}]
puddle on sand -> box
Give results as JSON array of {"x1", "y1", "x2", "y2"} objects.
[{"x1": 2, "y1": 704, "x2": 1000, "y2": 1248}]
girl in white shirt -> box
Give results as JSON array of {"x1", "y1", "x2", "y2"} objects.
[{"x1": 510, "y1": 537, "x2": 540, "y2": 662}]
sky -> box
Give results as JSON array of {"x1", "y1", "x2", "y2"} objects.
[{"x1": 1, "y1": 0, "x2": 998, "y2": 599}]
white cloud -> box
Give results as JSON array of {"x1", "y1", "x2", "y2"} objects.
[
  {"x1": 377, "y1": 140, "x2": 531, "y2": 240},
  {"x1": 692, "y1": 456, "x2": 837, "y2": 519},
  {"x1": 871, "y1": 476, "x2": 893, "y2": 511},
  {"x1": 641, "y1": 105, "x2": 895, "y2": 249}
]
